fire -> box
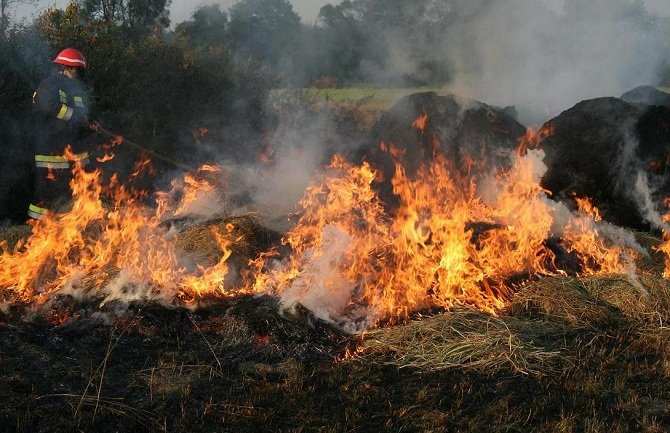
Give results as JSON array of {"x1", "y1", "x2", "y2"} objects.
[
  {"x1": 193, "y1": 127, "x2": 209, "y2": 138},
  {"x1": 0, "y1": 158, "x2": 249, "y2": 308},
  {"x1": 257, "y1": 146, "x2": 275, "y2": 165},
  {"x1": 96, "y1": 153, "x2": 115, "y2": 163},
  {"x1": 155, "y1": 165, "x2": 225, "y2": 219},
  {"x1": 517, "y1": 124, "x2": 555, "y2": 156},
  {"x1": 0, "y1": 113, "x2": 651, "y2": 330},
  {"x1": 655, "y1": 198, "x2": 670, "y2": 278},
  {"x1": 412, "y1": 112, "x2": 429, "y2": 133},
  {"x1": 561, "y1": 196, "x2": 634, "y2": 275},
  {"x1": 252, "y1": 117, "x2": 639, "y2": 329}
]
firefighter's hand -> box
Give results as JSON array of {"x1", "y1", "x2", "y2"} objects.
[{"x1": 84, "y1": 118, "x2": 101, "y2": 132}]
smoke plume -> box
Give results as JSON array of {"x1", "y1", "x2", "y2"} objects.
[{"x1": 443, "y1": 0, "x2": 668, "y2": 124}]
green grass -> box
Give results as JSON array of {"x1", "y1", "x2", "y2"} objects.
[
  {"x1": 271, "y1": 87, "x2": 446, "y2": 104},
  {"x1": 304, "y1": 86, "x2": 446, "y2": 103}
]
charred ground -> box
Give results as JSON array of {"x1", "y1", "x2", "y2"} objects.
[{"x1": 2, "y1": 264, "x2": 670, "y2": 432}]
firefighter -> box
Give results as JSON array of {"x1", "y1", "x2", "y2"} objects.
[{"x1": 28, "y1": 48, "x2": 100, "y2": 220}]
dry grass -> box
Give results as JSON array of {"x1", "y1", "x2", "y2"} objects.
[
  {"x1": 0, "y1": 224, "x2": 31, "y2": 251},
  {"x1": 360, "y1": 309, "x2": 570, "y2": 376}
]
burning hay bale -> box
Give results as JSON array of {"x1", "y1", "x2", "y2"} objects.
[
  {"x1": 0, "y1": 224, "x2": 32, "y2": 251},
  {"x1": 537, "y1": 97, "x2": 670, "y2": 231},
  {"x1": 173, "y1": 214, "x2": 281, "y2": 270},
  {"x1": 357, "y1": 91, "x2": 527, "y2": 211},
  {"x1": 0, "y1": 210, "x2": 280, "y2": 312},
  {"x1": 359, "y1": 268, "x2": 670, "y2": 377}
]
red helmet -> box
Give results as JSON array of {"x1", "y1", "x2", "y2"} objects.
[{"x1": 53, "y1": 48, "x2": 87, "y2": 69}]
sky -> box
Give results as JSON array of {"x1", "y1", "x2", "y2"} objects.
[
  {"x1": 13, "y1": 0, "x2": 331, "y2": 24},
  {"x1": 170, "y1": 0, "x2": 670, "y2": 24},
  {"x1": 13, "y1": 0, "x2": 670, "y2": 27},
  {"x1": 169, "y1": 0, "x2": 329, "y2": 24}
]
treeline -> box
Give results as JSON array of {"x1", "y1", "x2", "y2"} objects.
[{"x1": 2, "y1": 0, "x2": 667, "y2": 141}]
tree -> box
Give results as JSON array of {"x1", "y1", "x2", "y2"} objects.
[
  {"x1": 78, "y1": 0, "x2": 170, "y2": 34},
  {"x1": 0, "y1": 0, "x2": 37, "y2": 34},
  {"x1": 174, "y1": 4, "x2": 228, "y2": 49},
  {"x1": 308, "y1": 0, "x2": 454, "y2": 86},
  {"x1": 227, "y1": 0, "x2": 300, "y2": 70}
]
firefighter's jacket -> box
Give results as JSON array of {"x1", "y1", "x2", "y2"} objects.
[{"x1": 32, "y1": 72, "x2": 93, "y2": 166}]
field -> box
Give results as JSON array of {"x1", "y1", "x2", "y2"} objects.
[{"x1": 271, "y1": 87, "x2": 447, "y2": 130}]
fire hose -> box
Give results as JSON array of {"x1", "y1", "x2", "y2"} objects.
[
  {"x1": 95, "y1": 127, "x2": 229, "y2": 203},
  {"x1": 97, "y1": 126, "x2": 197, "y2": 173}
]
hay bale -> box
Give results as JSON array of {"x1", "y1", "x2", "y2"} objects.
[
  {"x1": 581, "y1": 274, "x2": 670, "y2": 328},
  {"x1": 632, "y1": 231, "x2": 666, "y2": 274},
  {"x1": 508, "y1": 273, "x2": 670, "y2": 330},
  {"x1": 507, "y1": 277, "x2": 625, "y2": 328},
  {"x1": 173, "y1": 214, "x2": 282, "y2": 268},
  {"x1": 357, "y1": 92, "x2": 527, "y2": 212},
  {"x1": 621, "y1": 86, "x2": 670, "y2": 109},
  {"x1": 538, "y1": 97, "x2": 670, "y2": 230}
]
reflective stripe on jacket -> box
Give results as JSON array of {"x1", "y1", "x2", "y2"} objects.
[
  {"x1": 27, "y1": 204, "x2": 49, "y2": 220},
  {"x1": 34, "y1": 152, "x2": 90, "y2": 169}
]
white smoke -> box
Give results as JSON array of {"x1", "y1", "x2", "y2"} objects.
[
  {"x1": 443, "y1": 0, "x2": 668, "y2": 124},
  {"x1": 614, "y1": 123, "x2": 668, "y2": 231},
  {"x1": 633, "y1": 170, "x2": 669, "y2": 230},
  {"x1": 277, "y1": 225, "x2": 358, "y2": 323},
  {"x1": 219, "y1": 97, "x2": 362, "y2": 233},
  {"x1": 227, "y1": 144, "x2": 324, "y2": 233}
]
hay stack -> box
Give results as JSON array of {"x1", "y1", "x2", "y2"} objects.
[
  {"x1": 538, "y1": 97, "x2": 670, "y2": 230},
  {"x1": 360, "y1": 308, "x2": 569, "y2": 376},
  {"x1": 0, "y1": 224, "x2": 32, "y2": 251},
  {"x1": 357, "y1": 92, "x2": 527, "y2": 213},
  {"x1": 173, "y1": 214, "x2": 274, "y2": 268}
]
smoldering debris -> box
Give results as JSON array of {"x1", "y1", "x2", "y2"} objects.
[{"x1": 537, "y1": 96, "x2": 670, "y2": 231}]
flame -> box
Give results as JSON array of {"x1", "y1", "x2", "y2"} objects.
[
  {"x1": 108, "y1": 135, "x2": 124, "y2": 148},
  {"x1": 192, "y1": 127, "x2": 209, "y2": 138},
  {"x1": 129, "y1": 153, "x2": 156, "y2": 180},
  {"x1": 412, "y1": 112, "x2": 429, "y2": 133},
  {"x1": 0, "y1": 120, "x2": 648, "y2": 329},
  {"x1": 380, "y1": 141, "x2": 405, "y2": 159},
  {"x1": 252, "y1": 145, "x2": 638, "y2": 328},
  {"x1": 155, "y1": 165, "x2": 224, "y2": 219},
  {"x1": 257, "y1": 146, "x2": 275, "y2": 165},
  {"x1": 96, "y1": 153, "x2": 115, "y2": 163},
  {"x1": 561, "y1": 196, "x2": 634, "y2": 274},
  {"x1": 655, "y1": 198, "x2": 670, "y2": 278},
  {"x1": 0, "y1": 159, "x2": 248, "y2": 308},
  {"x1": 517, "y1": 124, "x2": 555, "y2": 156}
]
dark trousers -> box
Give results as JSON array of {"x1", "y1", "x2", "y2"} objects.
[{"x1": 28, "y1": 166, "x2": 73, "y2": 219}]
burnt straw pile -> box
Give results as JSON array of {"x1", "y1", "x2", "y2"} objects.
[
  {"x1": 2, "y1": 90, "x2": 670, "y2": 432},
  {"x1": 537, "y1": 96, "x2": 670, "y2": 231}
]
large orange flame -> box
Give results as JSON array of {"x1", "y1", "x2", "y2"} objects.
[
  {"x1": 654, "y1": 198, "x2": 670, "y2": 278},
  {"x1": 251, "y1": 125, "x2": 639, "y2": 329},
  {"x1": 0, "y1": 118, "x2": 649, "y2": 330},
  {"x1": 0, "y1": 159, "x2": 247, "y2": 308}
]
